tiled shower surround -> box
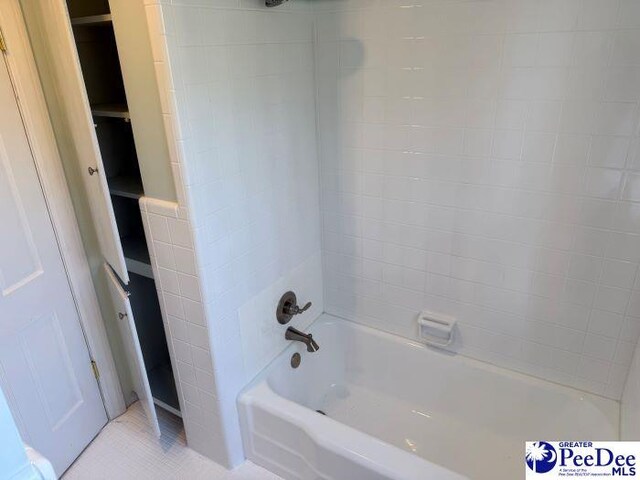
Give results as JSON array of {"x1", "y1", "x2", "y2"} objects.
[
  {"x1": 144, "y1": 0, "x2": 321, "y2": 467},
  {"x1": 316, "y1": 0, "x2": 640, "y2": 400},
  {"x1": 143, "y1": 0, "x2": 640, "y2": 467}
]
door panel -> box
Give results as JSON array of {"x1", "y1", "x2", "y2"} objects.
[
  {"x1": 104, "y1": 264, "x2": 160, "y2": 437},
  {"x1": 0, "y1": 136, "x2": 42, "y2": 292},
  {"x1": 23, "y1": 314, "x2": 83, "y2": 428},
  {"x1": 0, "y1": 56, "x2": 107, "y2": 475}
]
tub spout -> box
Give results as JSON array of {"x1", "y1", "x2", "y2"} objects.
[{"x1": 285, "y1": 327, "x2": 319, "y2": 352}]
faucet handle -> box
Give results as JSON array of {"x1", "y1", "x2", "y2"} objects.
[
  {"x1": 277, "y1": 291, "x2": 312, "y2": 324},
  {"x1": 285, "y1": 301, "x2": 312, "y2": 316}
]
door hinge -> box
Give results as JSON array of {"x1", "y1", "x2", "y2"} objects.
[
  {"x1": 91, "y1": 360, "x2": 100, "y2": 380},
  {"x1": 0, "y1": 27, "x2": 7, "y2": 53}
]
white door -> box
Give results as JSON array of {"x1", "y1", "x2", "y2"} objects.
[
  {"x1": 0, "y1": 56, "x2": 107, "y2": 475},
  {"x1": 104, "y1": 264, "x2": 160, "y2": 437}
]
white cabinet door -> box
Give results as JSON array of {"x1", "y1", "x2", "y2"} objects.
[
  {"x1": 65, "y1": 6, "x2": 129, "y2": 284},
  {"x1": 104, "y1": 264, "x2": 160, "y2": 437},
  {"x1": 80, "y1": 130, "x2": 130, "y2": 284},
  {"x1": 27, "y1": 0, "x2": 130, "y2": 283},
  {"x1": 0, "y1": 56, "x2": 107, "y2": 475}
]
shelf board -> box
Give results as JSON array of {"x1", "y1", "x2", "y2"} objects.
[
  {"x1": 153, "y1": 398, "x2": 181, "y2": 418},
  {"x1": 91, "y1": 104, "x2": 130, "y2": 119},
  {"x1": 126, "y1": 257, "x2": 153, "y2": 279},
  {"x1": 71, "y1": 14, "x2": 112, "y2": 26},
  {"x1": 109, "y1": 176, "x2": 144, "y2": 200},
  {"x1": 123, "y1": 231, "x2": 152, "y2": 278},
  {"x1": 121, "y1": 235, "x2": 150, "y2": 267}
]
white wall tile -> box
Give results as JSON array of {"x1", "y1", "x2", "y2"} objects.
[
  {"x1": 601, "y1": 260, "x2": 638, "y2": 289},
  {"x1": 149, "y1": 1, "x2": 322, "y2": 467},
  {"x1": 589, "y1": 310, "x2": 624, "y2": 339},
  {"x1": 140, "y1": 197, "x2": 219, "y2": 462},
  {"x1": 147, "y1": 1, "x2": 640, "y2": 465},
  {"x1": 618, "y1": 0, "x2": 640, "y2": 28},
  {"x1": 317, "y1": 1, "x2": 640, "y2": 401},
  {"x1": 623, "y1": 173, "x2": 640, "y2": 202},
  {"x1": 579, "y1": 0, "x2": 620, "y2": 30}
]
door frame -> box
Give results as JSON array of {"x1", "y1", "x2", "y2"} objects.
[{"x1": 0, "y1": 0, "x2": 125, "y2": 419}]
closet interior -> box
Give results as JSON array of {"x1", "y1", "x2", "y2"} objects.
[{"x1": 66, "y1": 0, "x2": 180, "y2": 417}]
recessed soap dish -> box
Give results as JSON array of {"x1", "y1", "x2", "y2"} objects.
[{"x1": 417, "y1": 310, "x2": 456, "y2": 348}]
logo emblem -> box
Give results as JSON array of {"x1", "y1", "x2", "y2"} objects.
[{"x1": 526, "y1": 442, "x2": 557, "y2": 473}]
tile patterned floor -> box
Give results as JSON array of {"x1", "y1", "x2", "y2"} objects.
[{"x1": 62, "y1": 402, "x2": 281, "y2": 480}]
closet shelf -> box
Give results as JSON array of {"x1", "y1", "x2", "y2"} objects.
[
  {"x1": 91, "y1": 104, "x2": 130, "y2": 119},
  {"x1": 123, "y1": 232, "x2": 153, "y2": 278},
  {"x1": 154, "y1": 398, "x2": 181, "y2": 418},
  {"x1": 126, "y1": 258, "x2": 153, "y2": 279},
  {"x1": 109, "y1": 176, "x2": 144, "y2": 200},
  {"x1": 71, "y1": 14, "x2": 112, "y2": 26}
]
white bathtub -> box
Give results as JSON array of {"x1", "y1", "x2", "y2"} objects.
[{"x1": 238, "y1": 315, "x2": 619, "y2": 479}]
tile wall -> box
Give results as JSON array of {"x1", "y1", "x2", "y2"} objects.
[
  {"x1": 142, "y1": 0, "x2": 640, "y2": 466},
  {"x1": 315, "y1": 0, "x2": 640, "y2": 399},
  {"x1": 144, "y1": 0, "x2": 322, "y2": 467},
  {"x1": 144, "y1": 0, "x2": 229, "y2": 465},
  {"x1": 139, "y1": 197, "x2": 223, "y2": 461}
]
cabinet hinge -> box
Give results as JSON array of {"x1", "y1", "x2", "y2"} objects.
[
  {"x1": 0, "y1": 27, "x2": 7, "y2": 53},
  {"x1": 91, "y1": 360, "x2": 100, "y2": 380}
]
